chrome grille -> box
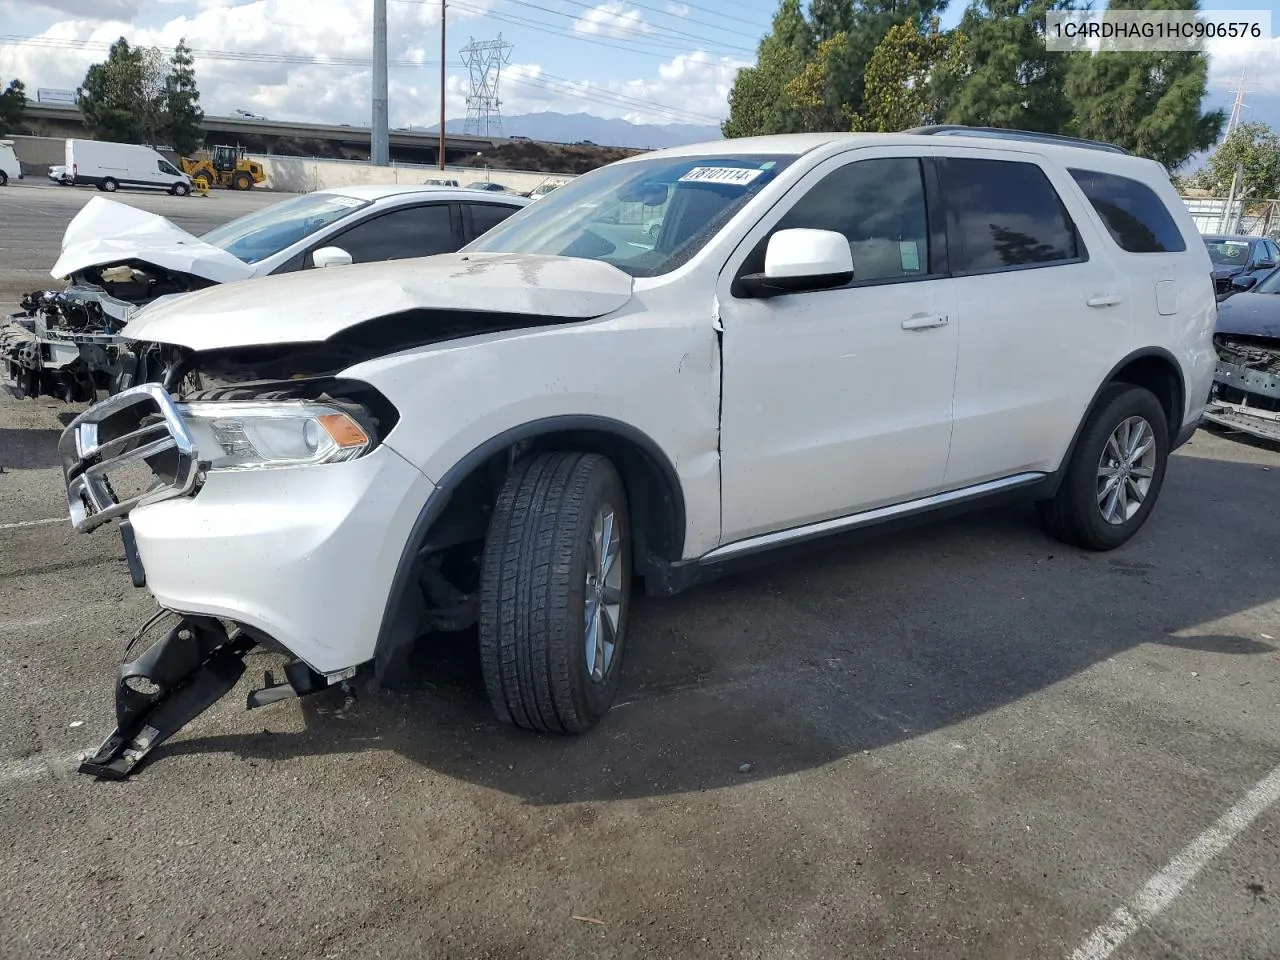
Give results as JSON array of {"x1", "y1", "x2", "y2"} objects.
[{"x1": 59, "y1": 384, "x2": 199, "y2": 533}]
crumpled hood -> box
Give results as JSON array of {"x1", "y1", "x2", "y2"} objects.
[
  {"x1": 121, "y1": 252, "x2": 635, "y2": 352},
  {"x1": 50, "y1": 196, "x2": 257, "y2": 284},
  {"x1": 1214, "y1": 291, "x2": 1280, "y2": 339}
]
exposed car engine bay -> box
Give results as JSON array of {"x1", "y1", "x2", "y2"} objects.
[
  {"x1": 1203, "y1": 334, "x2": 1280, "y2": 442},
  {"x1": 2, "y1": 261, "x2": 216, "y2": 401}
]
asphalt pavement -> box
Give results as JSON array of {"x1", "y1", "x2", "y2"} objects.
[{"x1": 1, "y1": 183, "x2": 1278, "y2": 960}]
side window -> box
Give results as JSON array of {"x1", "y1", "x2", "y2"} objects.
[
  {"x1": 468, "y1": 201, "x2": 521, "y2": 239},
  {"x1": 1263, "y1": 240, "x2": 1278, "y2": 264},
  {"x1": 741, "y1": 157, "x2": 931, "y2": 285},
  {"x1": 320, "y1": 203, "x2": 459, "y2": 264},
  {"x1": 939, "y1": 157, "x2": 1079, "y2": 273},
  {"x1": 1067, "y1": 168, "x2": 1187, "y2": 253}
]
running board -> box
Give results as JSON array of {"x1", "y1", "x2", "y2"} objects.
[{"x1": 700, "y1": 472, "x2": 1047, "y2": 563}]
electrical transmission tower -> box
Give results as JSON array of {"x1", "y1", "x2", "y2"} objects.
[{"x1": 461, "y1": 35, "x2": 513, "y2": 137}]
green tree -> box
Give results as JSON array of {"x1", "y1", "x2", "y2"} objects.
[
  {"x1": 164, "y1": 39, "x2": 204, "y2": 154},
  {"x1": 78, "y1": 38, "x2": 149, "y2": 142},
  {"x1": 1199, "y1": 122, "x2": 1280, "y2": 201},
  {"x1": 1065, "y1": 0, "x2": 1224, "y2": 169},
  {"x1": 786, "y1": 32, "x2": 854, "y2": 130},
  {"x1": 0, "y1": 78, "x2": 26, "y2": 137},
  {"x1": 850, "y1": 17, "x2": 953, "y2": 131},
  {"x1": 934, "y1": 0, "x2": 1082, "y2": 133},
  {"x1": 722, "y1": 0, "x2": 813, "y2": 137},
  {"x1": 836, "y1": 0, "x2": 949, "y2": 123}
]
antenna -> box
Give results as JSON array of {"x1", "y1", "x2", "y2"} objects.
[{"x1": 461, "y1": 35, "x2": 512, "y2": 137}]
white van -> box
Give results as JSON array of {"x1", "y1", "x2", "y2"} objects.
[
  {"x1": 66, "y1": 139, "x2": 192, "y2": 196},
  {"x1": 0, "y1": 140, "x2": 21, "y2": 186}
]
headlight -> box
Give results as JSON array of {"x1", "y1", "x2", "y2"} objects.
[{"x1": 177, "y1": 401, "x2": 373, "y2": 471}]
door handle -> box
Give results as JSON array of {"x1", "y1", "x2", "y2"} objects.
[
  {"x1": 1086, "y1": 295, "x2": 1123, "y2": 308},
  {"x1": 901, "y1": 314, "x2": 949, "y2": 330}
]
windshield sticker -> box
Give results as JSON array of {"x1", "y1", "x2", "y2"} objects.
[
  {"x1": 899, "y1": 241, "x2": 921, "y2": 272},
  {"x1": 328, "y1": 196, "x2": 365, "y2": 208},
  {"x1": 678, "y1": 166, "x2": 764, "y2": 186}
]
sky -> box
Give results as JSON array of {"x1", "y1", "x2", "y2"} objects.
[{"x1": 0, "y1": 0, "x2": 1276, "y2": 135}]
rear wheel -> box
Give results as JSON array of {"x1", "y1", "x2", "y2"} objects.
[
  {"x1": 479, "y1": 451, "x2": 632, "y2": 734},
  {"x1": 101, "y1": 177, "x2": 118, "y2": 192},
  {"x1": 0, "y1": 171, "x2": 8, "y2": 186},
  {"x1": 1037, "y1": 383, "x2": 1169, "y2": 550}
]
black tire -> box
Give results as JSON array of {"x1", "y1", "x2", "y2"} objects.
[
  {"x1": 0, "y1": 171, "x2": 7, "y2": 186},
  {"x1": 172, "y1": 181, "x2": 190, "y2": 196},
  {"x1": 232, "y1": 172, "x2": 252, "y2": 190},
  {"x1": 102, "y1": 177, "x2": 118, "y2": 192},
  {"x1": 1037, "y1": 383, "x2": 1169, "y2": 551},
  {"x1": 479, "y1": 451, "x2": 633, "y2": 734}
]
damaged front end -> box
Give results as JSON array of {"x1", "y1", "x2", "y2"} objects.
[
  {"x1": 2, "y1": 262, "x2": 215, "y2": 401},
  {"x1": 62, "y1": 370, "x2": 393, "y2": 780},
  {"x1": 1203, "y1": 334, "x2": 1280, "y2": 442}
]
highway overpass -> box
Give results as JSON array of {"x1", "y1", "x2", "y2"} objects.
[{"x1": 19, "y1": 102, "x2": 511, "y2": 165}]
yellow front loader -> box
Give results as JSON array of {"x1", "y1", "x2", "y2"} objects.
[{"x1": 180, "y1": 144, "x2": 265, "y2": 190}]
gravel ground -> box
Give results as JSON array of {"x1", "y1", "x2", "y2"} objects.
[{"x1": 1, "y1": 183, "x2": 1278, "y2": 960}]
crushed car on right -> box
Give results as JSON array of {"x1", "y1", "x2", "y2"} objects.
[{"x1": 1203, "y1": 264, "x2": 1280, "y2": 442}]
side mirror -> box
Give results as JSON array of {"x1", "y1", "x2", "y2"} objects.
[
  {"x1": 739, "y1": 228, "x2": 854, "y2": 298},
  {"x1": 1232, "y1": 274, "x2": 1259, "y2": 291},
  {"x1": 312, "y1": 246, "x2": 353, "y2": 269}
]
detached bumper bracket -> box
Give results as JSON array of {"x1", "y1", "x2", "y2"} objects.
[{"x1": 79, "y1": 615, "x2": 256, "y2": 781}]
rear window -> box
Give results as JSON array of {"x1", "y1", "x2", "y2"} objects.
[
  {"x1": 938, "y1": 157, "x2": 1080, "y2": 273},
  {"x1": 1068, "y1": 169, "x2": 1186, "y2": 253}
]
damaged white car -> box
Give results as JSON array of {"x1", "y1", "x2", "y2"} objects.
[
  {"x1": 2, "y1": 186, "x2": 529, "y2": 400},
  {"x1": 60, "y1": 127, "x2": 1215, "y2": 779}
]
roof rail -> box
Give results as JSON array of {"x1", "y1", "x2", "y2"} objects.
[{"x1": 903, "y1": 125, "x2": 1131, "y2": 156}]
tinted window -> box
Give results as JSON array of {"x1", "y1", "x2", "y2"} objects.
[
  {"x1": 326, "y1": 203, "x2": 458, "y2": 264},
  {"x1": 1067, "y1": 168, "x2": 1186, "y2": 253},
  {"x1": 468, "y1": 201, "x2": 521, "y2": 238},
  {"x1": 939, "y1": 157, "x2": 1078, "y2": 272},
  {"x1": 740, "y1": 157, "x2": 930, "y2": 285}
]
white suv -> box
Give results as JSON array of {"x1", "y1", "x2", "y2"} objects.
[{"x1": 60, "y1": 127, "x2": 1217, "y2": 779}]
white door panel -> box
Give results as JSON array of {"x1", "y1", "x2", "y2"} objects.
[
  {"x1": 934, "y1": 147, "x2": 1136, "y2": 487},
  {"x1": 716, "y1": 148, "x2": 959, "y2": 544},
  {"x1": 720, "y1": 279, "x2": 958, "y2": 540}
]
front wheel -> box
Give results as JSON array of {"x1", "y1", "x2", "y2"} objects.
[
  {"x1": 232, "y1": 172, "x2": 252, "y2": 190},
  {"x1": 0, "y1": 171, "x2": 8, "y2": 186},
  {"x1": 479, "y1": 451, "x2": 632, "y2": 734},
  {"x1": 1037, "y1": 383, "x2": 1169, "y2": 550},
  {"x1": 172, "y1": 181, "x2": 190, "y2": 196}
]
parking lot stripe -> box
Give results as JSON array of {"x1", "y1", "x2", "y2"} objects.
[
  {"x1": 1069, "y1": 762, "x2": 1280, "y2": 960},
  {"x1": 0, "y1": 518, "x2": 65, "y2": 530}
]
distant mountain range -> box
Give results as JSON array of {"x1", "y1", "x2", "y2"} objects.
[{"x1": 423, "y1": 111, "x2": 722, "y2": 149}]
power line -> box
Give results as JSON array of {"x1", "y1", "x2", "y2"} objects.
[
  {"x1": 504, "y1": 72, "x2": 719, "y2": 124},
  {"x1": 550, "y1": 0, "x2": 765, "y2": 42},
  {"x1": 444, "y1": 0, "x2": 739, "y2": 60},
  {"x1": 392, "y1": 0, "x2": 754, "y2": 57}
]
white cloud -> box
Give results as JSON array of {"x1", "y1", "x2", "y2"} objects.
[
  {"x1": 1, "y1": 2, "x2": 742, "y2": 131},
  {"x1": 1204, "y1": 36, "x2": 1280, "y2": 97},
  {"x1": 664, "y1": 2, "x2": 690, "y2": 16},
  {"x1": 22, "y1": 0, "x2": 139, "y2": 18},
  {"x1": 572, "y1": 2, "x2": 653, "y2": 40}
]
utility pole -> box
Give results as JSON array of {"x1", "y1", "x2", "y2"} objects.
[
  {"x1": 372, "y1": 0, "x2": 389, "y2": 166},
  {"x1": 438, "y1": 0, "x2": 447, "y2": 171}
]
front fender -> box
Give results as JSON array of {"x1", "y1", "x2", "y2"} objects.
[{"x1": 343, "y1": 308, "x2": 722, "y2": 559}]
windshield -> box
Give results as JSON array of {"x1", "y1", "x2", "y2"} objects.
[
  {"x1": 1204, "y1": 238, "x2": 1253, "y2": 267},
  {"x1": 1252, "y1": 267, "x2": 1280, "y2": 294},
  {"x1": 200, "y1": 192, "x2": 372, "y2": 264},
  {"x1": 462, "y1": 153, "x2": 797, "y2": 277}
]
